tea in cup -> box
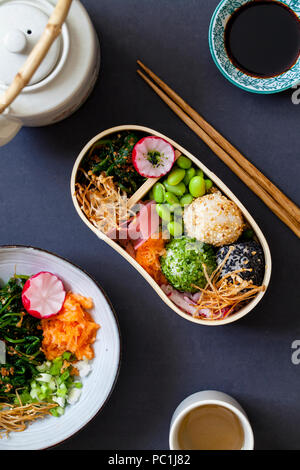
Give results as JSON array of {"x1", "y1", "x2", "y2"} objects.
[{"x1": 169, "y1": 391, "x2": 254, "y2": 450}]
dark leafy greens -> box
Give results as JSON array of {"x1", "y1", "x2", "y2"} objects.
[
  {"x1": 80, "y1": 131, "x2": 145, "y2": 195},
  {"x1": 0, "y1": 276, "x2": 44, "y2": 403}
]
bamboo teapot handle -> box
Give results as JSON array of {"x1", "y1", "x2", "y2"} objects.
[{"x1": 0, "y1": 0, "x2": 73, "y2": 114}]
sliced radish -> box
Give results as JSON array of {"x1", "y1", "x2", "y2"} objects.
[
  {"x1": 132, "y1": 136, "x2": 175, "y2": 178},
  {"x1": 22, "y1": 272, "x2": 66, "y2": 319},
  {"x1": 160, "y1": 284, "x2": 198, "y2": 315}
]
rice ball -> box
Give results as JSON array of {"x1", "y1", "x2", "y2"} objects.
[
  {"x1": 184, "y1": 193, "x2": 244, "y2": 246},
  {"x1": 216, "y1": 241, "x2": 265, "y2": 286}
]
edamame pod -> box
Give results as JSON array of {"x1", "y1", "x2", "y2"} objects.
[
  {"x1": 167, "y1": 168, "x2": 186, "y2": 186},
  {"x1": 189, "y1": 176, "x2": 206, "y2": 198}
]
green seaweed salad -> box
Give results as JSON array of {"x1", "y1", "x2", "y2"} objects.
[
  {"x1": 79, "y1": 131, "x2": 146, "y2": 195},
  {"x1": 0, "y1": 275, "x2": 43, "y2": 403},
  {"x1": 0, "y1": 276, "x2": 81, "y2": 416}
]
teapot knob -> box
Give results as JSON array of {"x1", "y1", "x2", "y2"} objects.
[{"x1": 4, "y1": 29, "x2": 27, "y2": 54}]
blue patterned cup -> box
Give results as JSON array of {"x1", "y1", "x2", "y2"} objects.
[{"x1": 209, "y1": 0, "x2": 300, "y2": 94}]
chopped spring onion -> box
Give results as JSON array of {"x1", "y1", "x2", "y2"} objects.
[
  {"x1": 24, "y1": 353, "x2": 87, "y2": 417},
  {"x1": 36, "y1": 373, "x2": 52, "y2": 383}
]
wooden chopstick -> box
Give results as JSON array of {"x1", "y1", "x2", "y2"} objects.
[
  {"x1": 137, "y1": 60, "x2": 300, "y2": 225},
  {"x1": 137, "y1": 62, "x2": 300, "y2": 238},
  {"x1": 127, "y1": 150, "x2": 181, "y2": 209}
]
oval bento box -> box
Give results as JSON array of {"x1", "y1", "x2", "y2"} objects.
[{"x1": 71, "y1": 125, "x2": 271, "y2": 326}]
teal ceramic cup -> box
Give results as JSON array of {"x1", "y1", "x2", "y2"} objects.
[{"x1": 209, "y1": 0, "x2": 300, "y2": 94}]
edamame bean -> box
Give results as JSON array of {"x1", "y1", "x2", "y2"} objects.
[
  {"x1": 163, "y1": 181, "x2": 186, "y2": 197},
  {"x1": 167, "y1": 168, "x2": 186, "y2": 186},
  {"x1": 167, "y1": 221, "x2": 183, "y2": 238},
  {"x1": 177, "y1": 156, "x2": 192, "y2": 169},
  {"x1": 156, "y1": 203, "x2": 172, "y2": 222},
  {"x1": 195, "y1": 168, "x2": 204, "y2": 178},
  {"x1": 180, "y1": 194, "x2": 193, "y2": 206},
  {"x1": 149, "y1": 187, "x2": 154, "y2": 201},
  {"x1": 170, "y1": 203, "x2": 182, "y2": 216},
  {"x1": 189, "y1": 176, "x2": 206, "y2": 198},
  {"x1": 183, "y1": 167, "x2": 196, "y2": 186},
  {"x1": 165, "y1": 192, "x2": 179, "y2": 206},
  {"x1": 153, "y1": 182, "x2": 165, "y2": 203},
  {"x1": 204, "y1": 179, "x2": 213, "y2": 191}
]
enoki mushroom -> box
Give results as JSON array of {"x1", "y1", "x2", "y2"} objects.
[
  {"x1": 75, "y1": 170, "x2": 133, "y2": 236},
  {"x1": 0, "y1": 401, "x2": 57, "y2": 437},
  {"x1": 193, "y1": 246, "x2": 265, "y2": 320}
]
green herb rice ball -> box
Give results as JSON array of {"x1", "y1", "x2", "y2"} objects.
[{"x1": 160, "y1": 237, "x2": 216, "y2": 293}]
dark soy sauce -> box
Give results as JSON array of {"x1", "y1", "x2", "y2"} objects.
[{"x1": 225, "y1": 1, "x2": 300, "y2": 78}]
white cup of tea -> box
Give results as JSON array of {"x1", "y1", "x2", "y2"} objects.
[{"x1": 169, "y1": 390, "x2": 254, "y2": 450}]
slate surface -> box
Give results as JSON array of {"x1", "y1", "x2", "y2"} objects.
[{"x1": 0, "y1": 0, "x2": 299, "y2": 450}]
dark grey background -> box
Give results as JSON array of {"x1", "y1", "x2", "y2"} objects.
[{"x1": 0, "y1": 0, "x2": 299, "y2": 450}]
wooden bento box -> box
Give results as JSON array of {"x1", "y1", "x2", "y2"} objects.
[{"x1": 71, "y1": 125, "x2": 271, "y2": 326}]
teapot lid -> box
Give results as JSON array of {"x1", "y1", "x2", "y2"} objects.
[{"x1": 0, "y1": 0, "x2": 61, "y2": 86}]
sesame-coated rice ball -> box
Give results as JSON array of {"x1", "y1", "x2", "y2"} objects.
[
  {"x1": 216, "y1": 241, "x2": 265, "y2": 286},
  {"x1": 184, "y1": 193, "x2": 244, "y2": 246}
]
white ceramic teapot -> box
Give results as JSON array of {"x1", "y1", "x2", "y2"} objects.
[{"x1": 0, "y1": 0, "x2": 100, "y2": 146}]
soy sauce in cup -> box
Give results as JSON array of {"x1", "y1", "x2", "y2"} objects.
[{"x1": 225, "y1": 1, "x2": 300, "y2": 78}]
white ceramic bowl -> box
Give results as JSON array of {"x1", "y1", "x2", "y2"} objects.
[
  {"x1": 71, "y1": 125, "x2": 272, "y2": 326},
  {"x1": 0, "y1": 245, "x2": 121, "y2": 450},
  {"x1": 169, "y1": 390, "x2": 254, "y2": 450}
]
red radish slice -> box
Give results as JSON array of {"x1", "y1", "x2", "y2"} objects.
[
  {"x1": 22, "y1": 272, "x2": 66, "y2": 319},
  {"x1": 132, "y1": 136, "x2": 175, "y2": 178}
]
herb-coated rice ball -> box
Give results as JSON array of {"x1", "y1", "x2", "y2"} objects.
[{"x1": 160, "y1": 237, "x2": 216, "y2": 293}]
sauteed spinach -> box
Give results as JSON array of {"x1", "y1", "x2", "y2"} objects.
[
  {"x1": 0, "y1": 276, "x2": 44, "y2": 403},
  {"x1": 80, "y1": 131, "x2": 145, "y2": 195}
]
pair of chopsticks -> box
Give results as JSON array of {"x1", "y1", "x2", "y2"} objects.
[{"x1": 137, "y1": 60, "x2": 300, "y2": 238}]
